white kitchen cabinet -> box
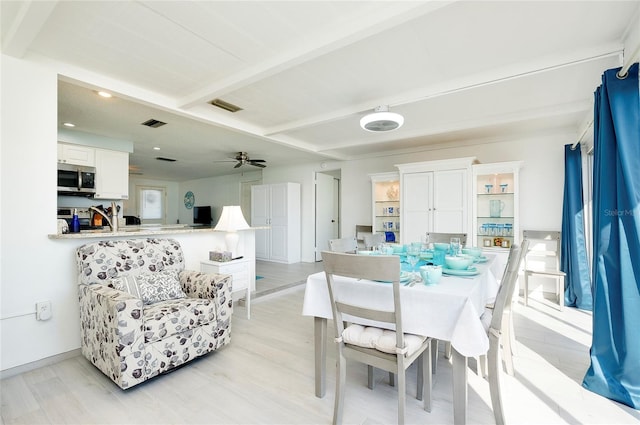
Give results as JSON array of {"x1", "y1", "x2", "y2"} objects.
[
  {"x1": 370, "y1": 172, "x2": 400, "y2": 242},
  {"x1": 94, "y1": 148, "x2": 129, "y2": 200},
  {"x1": 251, "y1": 182, "x2": 300, "y2": 263},
  {"x1": 397, "y1": 157, "x2": 475, "y2": 244},
  {"x1": 58, "y1": 143, "x2": 95, "y2": 166},
  {"x1": 472, "y1": 161, "x2": 523, "y2": 250},
  {"x1": 201, "y1": 257, "x2": 253, "y2": 319}
]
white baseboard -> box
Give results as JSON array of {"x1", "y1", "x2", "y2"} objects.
[{"x1": 0, "y1": 348, "x2": 81, "y2": 380}]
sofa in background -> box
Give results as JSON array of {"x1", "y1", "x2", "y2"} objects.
[{"x1": 76, "y1": 238, "x2": 233, "y2": 389}]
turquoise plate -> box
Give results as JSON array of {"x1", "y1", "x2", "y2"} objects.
[
  {"x1": 474, "y1": 256, "x2": 488, "y2": 263},
  {"x1": 442, "y1": 267, "x2": 480, "y2": 276}
]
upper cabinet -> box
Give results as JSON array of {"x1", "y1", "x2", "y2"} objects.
[
  {"x1": 57, "y1": 143, "x2": 95, "y2": 166},
  {"x1": 94, "y1": 148, "x2": 129, "y2": 200},
  {"x1": 472, "y1": 161, "x2": 523, "y2": 250},
  {"x1": 397, "y1": 158, "x2": 475, "y2": 244},
  {"x1": 370, "y1": 172, "x2": 400, "y2": 242},
  {"x1": 57, "y1": 143, "x2": 129, "y2": 200}
]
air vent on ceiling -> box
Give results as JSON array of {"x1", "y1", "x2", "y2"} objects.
[
  {"x1": 141, "y1": 119, "x2": 167, "y2": 128},
  {"x1": 156, "y1": 157, "x2": 177, "y2": 162},
  {"x1": 209, "y1": 98, "x2": 243, "y2": 113}
]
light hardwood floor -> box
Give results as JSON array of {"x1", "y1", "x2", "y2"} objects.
[{"x1": 2, "y1": 263, "x2": 640, "y2": 425}]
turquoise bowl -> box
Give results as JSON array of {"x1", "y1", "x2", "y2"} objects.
[
  {"x1": 433, "y1": 243, "x2": 449, "y2": 251},
  {"x1": 419, "y1": 265, "x2": 442, "y2": 285},
  {"x1": 392, "y1": 244, "x2": 406, "y2": 254},
  {"x1": 462, "y1": 247, "x2": 482, "y2": 258},
  {"x1": 444, "y1": 255, "x2": 473, "y2": 270}
]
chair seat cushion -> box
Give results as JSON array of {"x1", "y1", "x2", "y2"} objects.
[
  {"x1": 342, "y1": 324, "x2": 426, "y2": 356},
  {"x1": 142, "y1": 297, "x2": 216, "y2": 344}
]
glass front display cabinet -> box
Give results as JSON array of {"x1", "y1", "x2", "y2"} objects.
[
  {"x1": 370, "y1": 172, "x2": 400, "y2": 243},
  {"x1": 472, "y1": 161, "x2": 522, "y2": 251}
]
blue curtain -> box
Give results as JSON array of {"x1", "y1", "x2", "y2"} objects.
[
  {"x1": 561, "y1": 143, "x2": 593, "y2": 310},
  {"x1": 582, "y1": 63, "x2": 640, "y2": 409}
]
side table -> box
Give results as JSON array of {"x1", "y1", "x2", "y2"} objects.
[{"x1": 201, "y1": 257, "x2": 252, "y2": 319}]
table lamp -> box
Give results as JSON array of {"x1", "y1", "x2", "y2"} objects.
[{"x1": 214, "y1": 205, "x2": 250, "y2": 258}]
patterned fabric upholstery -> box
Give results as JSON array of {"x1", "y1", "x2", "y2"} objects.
[{"x1": 76, "y1": 238, "x2": 233, "y2": 389}]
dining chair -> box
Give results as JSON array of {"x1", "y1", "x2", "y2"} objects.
[
  {"x1": 363, "y1": 232, "x2": 385, "y2": 250},
  {"x1": 479, "y1": 243, "x2": 524, "y2": 425},
  {"x1": 522, "y1": 230, "x2": 565, "y2": 310},
  {"x1": 321, "y1": 251, "x2": 433, "y2": 425},
  {"x1": 479, "y1": 239, "x2": 529, "y2": 378},
  {"x1": 329, "y1": 237, "x2": 358, "y2": 253},
  {"x1": 425, "y1": 232, "x2": 468, "y2": 247}
]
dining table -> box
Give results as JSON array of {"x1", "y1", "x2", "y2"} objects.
[{"x1": 302, "y1": 252, "x2": 502, "y2": 425}]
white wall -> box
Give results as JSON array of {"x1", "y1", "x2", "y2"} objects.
[
  {"x1": 0, "y1": 55, "x2": 75, "y2": 371},
  {"x1": 177, "y1": 171, "x2": 262, "y2": 225}
]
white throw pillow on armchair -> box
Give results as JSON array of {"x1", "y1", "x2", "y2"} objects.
[{"x1": 111, "y1": 269, "x2": 186, "y2": 305}]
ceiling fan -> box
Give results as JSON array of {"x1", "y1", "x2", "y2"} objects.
[{"x1": 214, "y1": 152, "x2": 266, "y2": 169}]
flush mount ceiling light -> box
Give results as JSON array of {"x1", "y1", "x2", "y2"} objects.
[{"x1": 360, "y1": 105, "x2": 404, "y2": 132}]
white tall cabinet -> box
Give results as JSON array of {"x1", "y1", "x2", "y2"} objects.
[
  {"x1": 397, "y1": 158, "x2": 475, "y2": 244},
  {"x1": 251, "y1": 182, "x2": 301, "y2": 264}
]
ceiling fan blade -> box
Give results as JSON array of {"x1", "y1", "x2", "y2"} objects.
[
  {"x1": 250, "y1": 159, "x2": 266, "y2": 163},
  {"x1": 233, "y1": 162, "x2": 242, "y2": 168},
  {"x1": 250, "y1": 162, "x2": 266, "y2": 168}
]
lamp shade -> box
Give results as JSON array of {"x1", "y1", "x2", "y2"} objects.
[
  {"x1": 214, "y1": 206, "x2": 250, "y2": 232},
  {"x1": 360, "y1": 105, "x2": 404, "y2": 132}
]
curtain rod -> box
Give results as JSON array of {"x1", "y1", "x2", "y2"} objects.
[
  {"x1": 617, "y1": 43, "x2": 640, "y2": 79},
  {"x1": 571, "y1": 120, "x2": 594, "y2": 150},
  {"x1": 572, "y1": 44, "x2": 639, "y2": 150}
]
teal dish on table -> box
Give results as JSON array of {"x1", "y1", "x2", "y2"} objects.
[{"x1": 442, "y1": 267, "x2": 480, "y2": 276}]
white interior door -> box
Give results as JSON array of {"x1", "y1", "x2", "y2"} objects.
[{"x1": 315, "y1": 172, "x2": 338, "y2": 261}]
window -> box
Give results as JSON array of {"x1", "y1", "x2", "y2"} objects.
[{"x1": 137, "y1": 186, "x2": 166, "y2": 224}]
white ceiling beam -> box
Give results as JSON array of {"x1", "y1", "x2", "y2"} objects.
[
  {"x1": 263, "y1": 43, "x2": 624, "y2": 136},
  {"x1": 318, "y1": 100, "x2": 591, "y2": 153},
  {"x1": 176, "y1": 1, "x2": 456, "y2": 109},
  {"x1": 1, "y1": 0, "x2": 57, "y2": 58}
]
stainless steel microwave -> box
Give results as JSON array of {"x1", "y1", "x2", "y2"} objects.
[{"x1": 57, "y1": 163, "x2": 96, "y2": 196}]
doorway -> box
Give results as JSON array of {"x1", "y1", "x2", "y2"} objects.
[{"x1": 315, "y1": 170, "x2": 341, "y2": 261}]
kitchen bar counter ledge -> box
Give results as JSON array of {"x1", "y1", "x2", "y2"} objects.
[{"x1": 48, "y1": 224, "x2": 268, "y2": 239}]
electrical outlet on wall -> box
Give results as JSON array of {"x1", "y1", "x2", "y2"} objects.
[{"x1": 36, "y1": 301, "x2": 52, "y2": 321}]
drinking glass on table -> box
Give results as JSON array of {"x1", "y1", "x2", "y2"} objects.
[
  {"x1": 421, "y1": 234, "x2": 430, "y2": 251},
  {"x1": 406, "y1": 244, "x2": 421, "y2": 281},
  {"x1": 450, "y1": 237, "x2": 461, "y2": 256}
]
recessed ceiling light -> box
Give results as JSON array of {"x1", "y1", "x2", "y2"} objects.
[
  {"x1": 96, "y1": 91, "x2": 112, "y2": 98},
  {"x1": 63, "y1": 122, "x2": 75, "y2": 127},
  {"x1": 153, "y1": 147, "x2": 161, "y2": 150}
]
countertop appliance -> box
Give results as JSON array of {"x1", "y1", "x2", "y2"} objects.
[
  {"x1": 57, "y1": 163, "x2": 96, "y2": 196},
  {"x1": 57, "y1": 207, "x2": 101, "y2": 230}
]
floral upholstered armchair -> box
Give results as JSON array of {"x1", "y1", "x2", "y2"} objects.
[{"x1": 76, "y1": 238, "x2": 233, "y2": 389}]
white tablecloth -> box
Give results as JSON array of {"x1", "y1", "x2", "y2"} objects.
[{"x1": 302, "y1": 255, "x2": 500, "y2": 357}]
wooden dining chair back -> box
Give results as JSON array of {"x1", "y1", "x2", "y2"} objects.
[
  {"x1": 522, "y1": 230, "x2": 565, "y2": 310},
  {"x1": 328, "y1": 237, "x2": 358, "y2": 254},
  {"x1": 425, "y1": 232, "x2": 468, "y2": 247},
  {"x1": 482, "y1": 243, "x2": 524, "y2": 425},
  {"x1": 363, "y1": 232, "x2": 385, "y2": 250},
  {"x1": 321, "y1": 251, "x2": 432, "y2": 425},
  {"x1": 481, "y1": 239, "x2": 529, "y2": 378}
]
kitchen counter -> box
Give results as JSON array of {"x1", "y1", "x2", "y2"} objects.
[{"x1": 48, "y1": 224, "x2": 221, "y2": 239}]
